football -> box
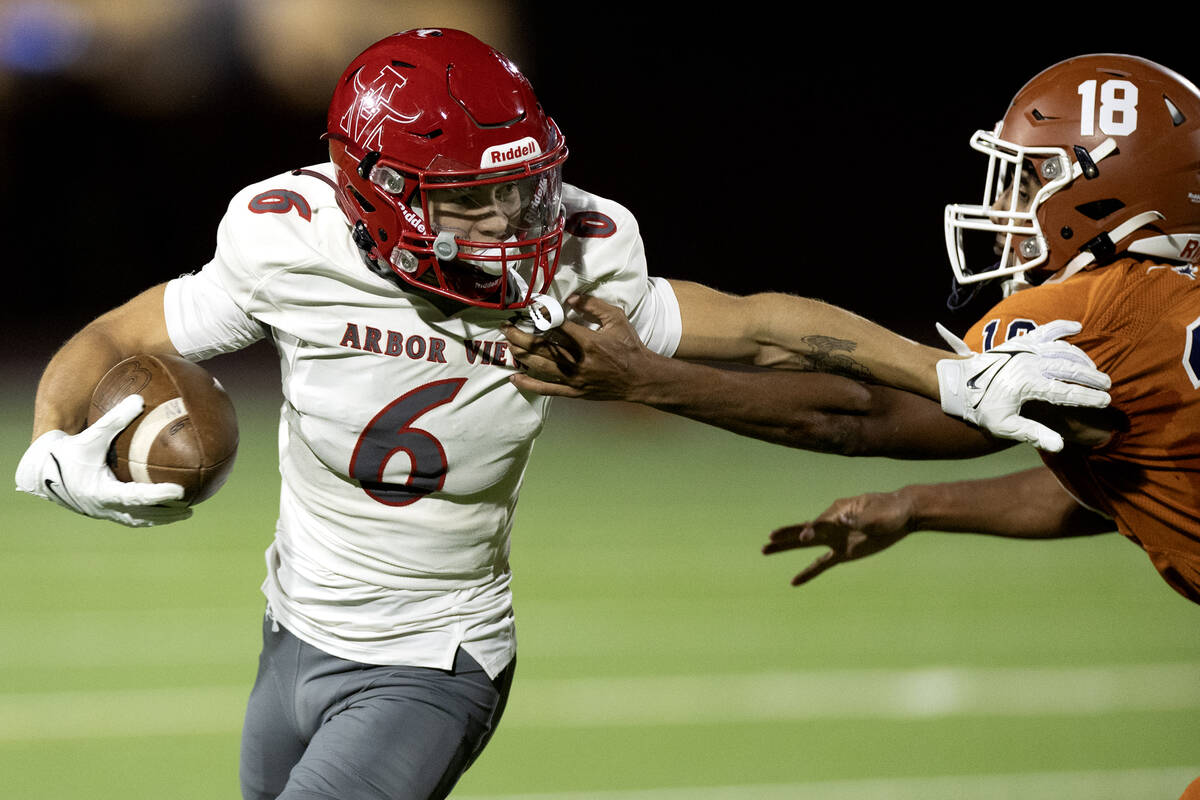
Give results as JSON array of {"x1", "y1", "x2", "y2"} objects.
[{"x1": 86, "y1": 354, "x2": 239, "y2": 506}]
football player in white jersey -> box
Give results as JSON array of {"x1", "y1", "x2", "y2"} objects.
[{"x1": 15, "y1": 29, "x2": 1112, "y2": 800}]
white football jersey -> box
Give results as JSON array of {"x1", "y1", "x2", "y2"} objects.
[{"x1": 163, "y1": 163, "x2": 681, "y2": 677}]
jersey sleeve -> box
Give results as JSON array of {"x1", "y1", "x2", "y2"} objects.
[
  {"x1": 164, "y1": 268, "x2": 266, "y2": 360},
  {"x1": 163, "y1": 168, "x2": 338, "y2": 360},
  {"x1": 555, "y1": 185, "x2": 682, "y2": 357},
  {"x1": 629, "y1": 276, "x2": 682, "y2": 357}
]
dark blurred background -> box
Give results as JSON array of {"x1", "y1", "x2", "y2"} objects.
[{"x1": 3, "y1": 0, "x2": 1199, "y2": 364}]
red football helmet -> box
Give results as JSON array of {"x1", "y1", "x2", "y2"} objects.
[
  {"x1": 945, "y1": 54, "x2": 1200, "y2": 291},
  {"x1": 325, "y1": 28, "x2": 567, "y2": 309}
]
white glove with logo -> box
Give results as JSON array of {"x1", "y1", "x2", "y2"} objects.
[
  {"x1": 15, "y1": 394, "x2": 191, "y2": 527},
  {"x1": 935, "y1": 319, "x2": 1112, "y2": 452}
]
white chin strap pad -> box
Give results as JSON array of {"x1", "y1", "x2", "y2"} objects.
[
  {"x1": 1046, "y1": 210, "x2": 1166, "y2": 284},
  {"x1": 528, "y1": 293, "x2": 565, "y2": 331}
]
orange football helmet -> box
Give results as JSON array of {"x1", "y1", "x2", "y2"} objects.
[{"x1": 945, "y1": 54, "x2": 1200, "y2": 291}]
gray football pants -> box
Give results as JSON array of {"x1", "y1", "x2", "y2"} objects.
[{"x1": 240, "y1": 615, "x2": 514, "y2": 800}]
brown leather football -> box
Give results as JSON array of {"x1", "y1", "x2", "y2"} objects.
[{"x1": 86, "y1": 354, "x2": 239, "y2": 506}]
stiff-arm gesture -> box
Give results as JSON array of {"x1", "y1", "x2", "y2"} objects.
[{"x1": 503, "y1": 294, "x2": 651, "y2": 400}]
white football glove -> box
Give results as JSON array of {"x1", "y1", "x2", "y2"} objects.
[
  {"x1": 15, "y1": 394, "x2": 192, "y2": 527},
  {"x1": 934, "y1": 319, "x2": 1112, "y2": 452}
]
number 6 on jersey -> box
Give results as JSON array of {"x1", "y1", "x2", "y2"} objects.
[{"x1": 350, "y1": 379, "x2": 466, "y2": 506}]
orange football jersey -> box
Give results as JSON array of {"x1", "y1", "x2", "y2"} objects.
[{"x1": 964, "y1": 258, "x2": 1200, "y2": 605}]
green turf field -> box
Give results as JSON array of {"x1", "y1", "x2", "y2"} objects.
[{"x1": 3, "y1": 357, "x2": 1198, "y2": 799}]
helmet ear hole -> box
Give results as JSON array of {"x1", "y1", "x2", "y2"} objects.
[{"x1": 1076, "y1": 198, "x2": 1126, "y2": 221}]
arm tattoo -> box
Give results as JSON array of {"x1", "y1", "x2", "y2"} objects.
[{"x1": 795, "y1": 335, "x2": 876, "y2": 381}]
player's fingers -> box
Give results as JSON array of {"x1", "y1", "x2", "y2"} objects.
[
  {"x1": 102, "y1": 478, "x2": 187, "y2": 506},
  {"x1": 110, "y1": 505, "x2": 194, "y2": 528},
  {"x1": 500, "y1": 322, "x2": 537, "y2": 349},
  {"x1": 1022, "y1": 343, "x2": 1103, "y2": 376},
  {"x1": 791, "y1": 550, "x2": 841, "y2": 586},
  {"x1": 1035, "y1": 381, "x2": 1112, "y2": 408},
  {"x1": 82, "y1": 394, "x2": 146, "y2": 441},
  {"x1": 1023, "y1": 343, "x2": 1099, "y2": 369},
  {"x1": 504, "y1": 320, "x2": 595, "y2": 368},
  {"x1": 1025, "y1": 319, "x2": 1082, "y2": 343},
  {"x1": 1037, "y1": 364, "x2": 1112, "y2": 392},
  {"x1": 509, "y1": 374, "x2": 585, "y2": 398},
  {"x1": 566, "y1": 293, "x2": 624, "y2": 326},
  {"x1": 1002, "y1": 418, "x2": 1065, "y2": 452},
  {"x1": 503, "y1": 324, "x2": 584, "y2": 362},
  {"x1": 763, "y1": 523, "x2": 816, "y2": 554},
  {"x1": 507, "y1": 345, "x2": 557, "y2": 371},
  {"x1": 555, "y1": 318, "x2": 600, "y2": 347},
  {"x1": 123, "y1": 503, "x2": 194, "y2": 524},
  {"x1": 507, "y1": 343, "x2": 579, "y2": 378},
  {"x1": 136, "y1": 503, "x2": 193, "y2": 520},
  {"x1": 935, "y1": 322, "x2": 974, "y2": 355}
]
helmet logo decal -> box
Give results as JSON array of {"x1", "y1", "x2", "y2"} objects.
[
  {"x1": 339, "y1": 65, "x2": 421, "y2": 151},
  {"x1": 482, "y1": 136, "x2": 542, "y2": 168}
]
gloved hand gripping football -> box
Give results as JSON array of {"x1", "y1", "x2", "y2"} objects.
[
  {"x1": 934, "y1": 320, "x2": 1112, "y2": 452},
  {"x1": 15, "y1": 394, "x2": 191, "y2": 527}
]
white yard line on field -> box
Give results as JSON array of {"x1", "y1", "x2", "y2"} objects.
[
  {"x1": 500, "y1": 662, "x2": 1200, "y2": 726},
  {"x1": 0, "y1": 662, "x2": 1197, "y2": 741},
  {"x1": 455, "y1": 766, "x2": 1200, "y2": 800}
]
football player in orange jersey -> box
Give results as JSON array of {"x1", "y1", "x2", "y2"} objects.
[
  {"x1": 509, "y1": 53, "x2": 1200, "y2": 611},
  {"x1": 762, "y1": 53, "x2": 1200, "y2": 607},
  {"x1": 506, "y1": 53, "x2": 1200, "y2": 797}
]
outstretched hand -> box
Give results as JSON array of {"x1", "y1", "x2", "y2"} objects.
[
  {"x1": 935, "y1": 319, "x2": 1111, "y2": 452},
  {"x1": 502, "y1": 294, "x2": 656, "y2": 400},
  {"x1": 764, "y1": 491, "x2": 915, "y2": 586}
]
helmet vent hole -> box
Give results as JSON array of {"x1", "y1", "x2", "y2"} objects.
[
  {"x1": 1164, "y1": 95, "x2": 1187, "y2": 127},
  {"x1": 391, "y1": 60, "x2": 417, "y2": 69},
  {"x1": 1032, "y1": 109, "x2": 1047, "y2": 121},
  {"x1": 351, "y1": 188, "x2": 376, "y2": 213},
  {"x1": 1076, "y1": 198, "x2": 1126, "y2": 221}
]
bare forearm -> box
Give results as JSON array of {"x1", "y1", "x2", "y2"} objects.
[
  {"x1": 34, "y1": 328, "x2": 135, "y2": 438},
  {"x1": 624, "y1": 353, "x2": 997, "y2": 458},
  {"x1": 31, "y1": 284, "x2": 177, "y2": 440},
  {"x1": 900, "y1": 467, "x2": 1114, "y2": 539},
  {"x1": 754, "y1": 294, "x2": 946, "y2": 399},
  {"x1": 670, "y1": 282, "x2": 949, "y2": 400}
]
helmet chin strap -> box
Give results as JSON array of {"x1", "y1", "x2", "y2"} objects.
[
  {"x1": 527, "y1": 294, "x2": 565, "y2": 331},
  {"x1": 1042, "y1": 138, "x2": 1159, "y2": 284},
  {"x1": 1044, "y1": 210, "x2": 1166, "y2": 284},
  {"x1": 502, "y1": 265, "x2": 564, "y2": 331}
]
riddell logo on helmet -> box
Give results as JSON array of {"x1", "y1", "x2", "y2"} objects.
[
  {"x1": 396, "y1": 199, "x2": 427, "y2": 235},
  {"x1": 482, "y1": 137, "x2": 542, "y2": 168}
]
